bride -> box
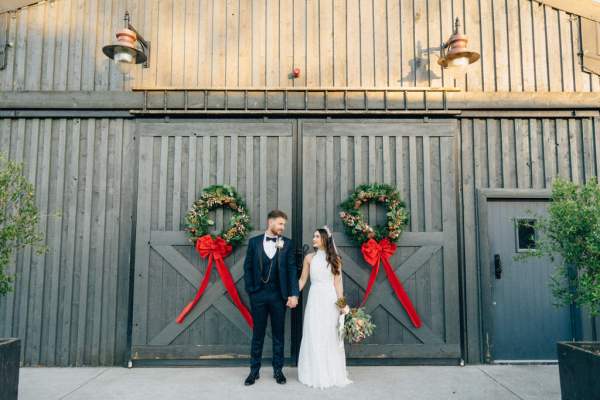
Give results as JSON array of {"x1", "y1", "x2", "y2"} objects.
[{"x1": 297, "y1": 226, "x2": 353, "y2": 389}]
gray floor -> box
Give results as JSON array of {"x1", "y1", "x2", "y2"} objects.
[{"x1": 18, "y1": 365, "x2": 561, "y2": 400}]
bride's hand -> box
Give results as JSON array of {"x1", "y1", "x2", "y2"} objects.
[{"x1": 340, "y1": 305, "x2": 350, "y2": 315}]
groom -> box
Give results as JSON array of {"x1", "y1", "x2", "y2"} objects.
[{"x1": 243, "y1": 209, "x2": 300, "y2": 386}]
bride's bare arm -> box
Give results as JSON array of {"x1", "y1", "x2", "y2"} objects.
[
  {"x1": 333, "y1": 266, "x2": 344, "y2": 299},
  {"x1": 299, "y1": 253, "x2": 312, "y2": 291}
]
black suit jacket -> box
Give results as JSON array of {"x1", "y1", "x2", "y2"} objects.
[{"x1": 243, "y1": 234, "x2": 300, "y2": 300}]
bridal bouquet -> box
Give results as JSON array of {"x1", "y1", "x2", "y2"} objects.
[{"x1": 335, "y1": 297, "x2": 376, "y2": 345}]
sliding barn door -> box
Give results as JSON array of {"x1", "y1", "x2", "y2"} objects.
[
  {"x1": 300, "y1": 119, "x2": 460, "y2": 361},
  {"x1": 131, "y1": 120, "x2": 294, "y2": 362}
]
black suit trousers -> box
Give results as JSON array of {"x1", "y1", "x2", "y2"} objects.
[{"x1": 249, "y1": 283, "x2": 286, "y2": 372}]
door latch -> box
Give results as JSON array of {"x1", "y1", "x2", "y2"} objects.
[{"x1": 494, "y1": 254, "x2": 502, "y2": 279}]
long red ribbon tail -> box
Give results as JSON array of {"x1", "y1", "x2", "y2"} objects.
[
  {"x1": 381, "y1": 256, "x2": 422, "y2": 328},
  {"x1": 360, "y1": 259, "x2": 380, "y2": 307},
  {"x1": 213, "y1": 257, "x2": 254, "y2": 329},
  {"x1": 176, "y1": 255, "x2": 214, "y2": 324}
]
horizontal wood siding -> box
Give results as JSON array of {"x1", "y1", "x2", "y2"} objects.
[
  {"x1": 1, "y1": 0, "x2": 599, "y2": 92},
  {"x1": 459, "y1": 116, "x2": 600, "y2": 362},
  {"x1": 0, "y1": 118, "x2": 136, "y2": 366}
]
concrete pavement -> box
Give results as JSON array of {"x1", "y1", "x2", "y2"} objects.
[{"x1": 18, "y1": 365, "x2": 561, "y2": 400}]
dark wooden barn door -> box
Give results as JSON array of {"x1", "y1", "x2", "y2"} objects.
[
  {"x1": 299, "y1": 119, "x2": 461, "y2": 361},
  {"x1": 131, "y1": 120, "x2": 295, "y2": 363}
]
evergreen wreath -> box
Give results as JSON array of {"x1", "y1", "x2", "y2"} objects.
[
  {"x1": 339, "y1": 183, "x2": 409, "y2": 244},
  {"x1": 185, "y1": 184, "x2": 252, "y2": 247}
]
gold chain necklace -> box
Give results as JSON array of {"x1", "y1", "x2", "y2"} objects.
[{"x1": 259, "y1": 240, "x2": 279, "y2": 283}]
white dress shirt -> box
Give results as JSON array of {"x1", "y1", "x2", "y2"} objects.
[{"x1": 263, "y1": 232, "x2": 278, "y2": 259}]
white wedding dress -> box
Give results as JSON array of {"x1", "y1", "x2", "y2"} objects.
[{"x1": 297, "y1": 249, "x2": 353, "y2": 389}]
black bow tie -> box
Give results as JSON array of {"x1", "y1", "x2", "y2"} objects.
[{"x1": 266, "y1": 236, "x2": 277, "y2": 242}]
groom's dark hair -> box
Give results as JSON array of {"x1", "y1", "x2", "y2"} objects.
[{"x1": 267, "y1": 209, "x2": 288, "y2": 220}]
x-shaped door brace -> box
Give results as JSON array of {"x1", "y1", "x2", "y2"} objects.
[
  {"x1": 149, "y1": 244, "x2": 270, "y2": 345},
  {"x1": 337, "y1": 246, "x2": 444, "y2": 344}
]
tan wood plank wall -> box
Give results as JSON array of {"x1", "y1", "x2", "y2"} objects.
[{"x1": 1, "y1": 0, "x2": 599, "y2": 92}]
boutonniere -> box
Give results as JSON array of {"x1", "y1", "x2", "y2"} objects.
[{"x1": 275, "y1": 237, "x2": 285, "y2": 249}]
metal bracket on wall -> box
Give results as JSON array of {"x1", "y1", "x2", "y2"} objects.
[{"x1": 0, "y1": 13, "x2": 9, "y2": 70}]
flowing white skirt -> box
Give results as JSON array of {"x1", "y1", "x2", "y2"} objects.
[{"x1": 297, "y1": 282, "x2": 353, "y2": 389}]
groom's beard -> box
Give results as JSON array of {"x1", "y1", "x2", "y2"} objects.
[{"x1": 268, "y1": 228, "x2": 283, "y2": 236}]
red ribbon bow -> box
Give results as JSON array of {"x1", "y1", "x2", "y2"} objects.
[
  {"x1": 360, "y1": 238, "x2": 422, "y2": 328},
  {"x1": 176, "y1": 234, "x2": 254, "y2": 329}
]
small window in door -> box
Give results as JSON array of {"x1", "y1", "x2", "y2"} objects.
[{"x1": 515, "y1": 218, "x2": 537, "y2": 252}]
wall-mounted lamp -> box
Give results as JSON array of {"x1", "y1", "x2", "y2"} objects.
[
  {"x1": 102, "y1": 11, "x2": 150, "y2": 74},
  {"x1": 438, "y1": 18, "x2": 480, "y2": 71}
]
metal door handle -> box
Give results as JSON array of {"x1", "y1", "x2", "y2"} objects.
[{"x1": 494, "y1": 254, "x2": 502, "y2": 279}]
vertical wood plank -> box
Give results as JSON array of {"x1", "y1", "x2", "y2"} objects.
[
  {"x1": 90, "y1": 119, "x2": 109, "y2": 365},
  {"x1": 581, "y1": 118, "x2": 595, "y2": 181},
  {"x1": 515, "y1": 119, "x2": 531, "y2": 188},
  {"x1": 319, "y1": 0, "x2": 334, "y2": 87},
  {"x1": 226, "y1": 0, "x2": 240, "y2": 87},
  {"x1": 542, "y1": 119, "x2": 558, "y2": 186},
  {"x1": 333, "y1": 0, "x2": 347, "y2": 87},
  {"x1": 238, "y1": 0, "x2": 252, "y2": 86},
  {"x1": 544, "y1": 6, "x2": 562, "y2": 91},
  {"x1": 359, "y1": 0, "x2": 375, "y2": 87},
  {"x1": 400, "y1": 0, "x2": 415, "y2": 86},
  {"x1": 187, "y1": 136, "x2": 197, "y2": 208},
  {"x1": 280, "y1": 0, "x2": 294, "y2": 86},
  {"x1": 184, "y1": 0, "x2": 200, "y2": 87},
  {"x1": 493, "y1": 0, "x2": 509, "y2": 91},
  {"x1": 479, "y1": 0, "x2": 495, "y2": 91},
  {"x1": 409, "y1": 135, "x2": 419, "y2": 231},
  {"x1": 556, "y1": 119, "x2": 570, "y2": 180},
  {"x1": 252, "y1": 0, "x2": 267, "y2": 86},
  {"x1": 529, "y1": 119, "x2": 545, "y2": 188},
  {"x1": 45, "y1": 119, "x2": 66, "y2": 364},
  {"x1": 423, "y1": 135, "x2": 432, "y2": 231},
  {"x1": 18, "y1": 119, "x2": 34, "y2": 355},
  {"x1": 373, "y1": 0, "x2": 388, "y2": 86},
  {"x1": 197, "y1": 0, "x2": 214, "y2": 87},
  {"x1": 259, "y1": 136, "x2": 267, "y2": 223},
  {"x1": 29, "y1": 119, "x2": 51, "y2": 364},
  {"x1": 292, "y1": 0, "x2": 307, "y2": 87},
  {"x1": 173, "y1": 136, "x2": 182, "y2": 229},
  {"x1": 132, "y1": 135, "x2": 153, "y2": 347},
  {"x1": 568, "y1": 119, "x2": 582, "y2": 184},
  {"x1": 245, "y1": 136, "x2": 254, "y2": 226},
  {"x1": 305, "y1": 0, "x2": 319, "y2": 86},
  {"x1": 506, "y1": 0, "x2": 522, "y2": 92}
]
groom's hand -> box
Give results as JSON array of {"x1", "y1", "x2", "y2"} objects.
[{"x1": 286, "y1": 296, "x2": 298, "y2": 308}]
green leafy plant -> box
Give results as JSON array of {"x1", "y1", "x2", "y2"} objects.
[
  {"x1": 0, "y1": 153, "x2": 46, "y2": 296},
  {"x1": 515, "y1": 177, "x2": 600, "y2": 317}
]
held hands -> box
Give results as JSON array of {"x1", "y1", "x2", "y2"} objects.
[{"x1": 286, "y1": 296, "x2": 298, "y2": 308}]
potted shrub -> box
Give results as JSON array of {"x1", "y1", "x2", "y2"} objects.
[
  {"x1": 516, "y1": 177, "x2": 600, "y2": 400},
  {"x1": 0, "y1": 153, "x2": 46, "y2": 400}
]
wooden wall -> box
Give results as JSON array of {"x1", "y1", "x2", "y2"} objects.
[
  {"x1": 458, "y1": 116, "x2": 600, "y2": 362},
  {"x1": 0, "y1": 118, "x2": 136, "y2": 366},
  {"x1": 1, "y1": 0, "x2": 599, "y2": 92},
  {"x1": 0, "y1": 114, "x2": 599, "y2": 365}
]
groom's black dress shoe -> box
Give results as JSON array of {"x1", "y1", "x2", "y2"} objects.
[
  {"x1": 274, "y1": 370, "x2": 286, "y2": 384},
  {"x1": 244, "y1": 370, "x2": 260, "y2": 386}
]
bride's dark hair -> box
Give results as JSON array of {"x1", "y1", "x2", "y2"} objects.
[{"x1": 316, "y1": 228, "x2": 342, "y2": 275}]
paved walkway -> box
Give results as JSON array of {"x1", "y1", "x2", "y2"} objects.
[{"x1": 19, "y1": 365, "x2": 560, "y2": 400}]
